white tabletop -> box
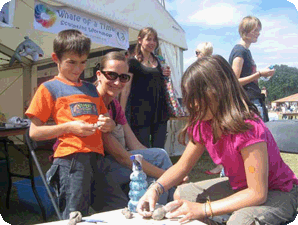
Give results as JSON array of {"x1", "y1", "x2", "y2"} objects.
[{"x1": 36, "y1": 209, "x2": 207, "y2": 225}]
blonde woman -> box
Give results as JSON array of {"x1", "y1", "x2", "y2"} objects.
[
  {"x1": 229, "y1": 16, "x2": 274, "y2": 122},
  {"x1": 195, "y1": 42, "x2": 213, "y2": 58}
]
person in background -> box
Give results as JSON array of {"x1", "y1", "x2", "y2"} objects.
[
  {"x1": 137, "y1": 55, "x2": 298, "y2": 225},
  {"x1": 120, "y1": 27, "x2": 171, "y2": 148},
  {"x1": 195, "y1": 42, "x2": 213, "y2": 58},
  {"x1": 229, "y1": 15, "x2": 275, "y2": 122},
  {"x1": 25, "y1": 29, "x2": 127, "y2": 219},
  {"x1": 96, "y1": 51, "x2": 188, "y2": 204},
  {"x1": 195, "y1": 41, "x2": 223, "y2": 176}
]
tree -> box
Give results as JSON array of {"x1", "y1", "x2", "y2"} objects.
[{"x1": 259, "y1": 65, "x2": 298, "y2": 102}]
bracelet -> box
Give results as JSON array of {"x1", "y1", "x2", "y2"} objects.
[
  {"x1": 258, "y1": 71, "x2": 261, "y2": 78},
  {"x1": 206, "y1": 199, "x2": 214, "y2": 218},
  {"x1": 148, "y1": 182, "x2": 163, "y2": 197},
  {"x1": 156, "y1": 181, "x2": 165, "y2": 194},
  {"x1": 204, "y1": 203, "x2": 208, "y2": 220}
]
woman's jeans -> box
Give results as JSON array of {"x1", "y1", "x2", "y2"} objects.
[
  {"x1": 251, "y1": 98, "x2": 269, "y2": 122},
  {"x1": 103, "y1": 148, "x2": 175, "y2": 205}
]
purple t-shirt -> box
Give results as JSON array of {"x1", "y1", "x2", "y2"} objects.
[
  {"x1": 190, "y1": 118, "x2": 298, "y2": 192},
  {"x1": 108, "y1": 99, "x2": 127, "y2": 125}
]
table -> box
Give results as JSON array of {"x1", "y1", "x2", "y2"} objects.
[
  {"x1": 281, "y1": 112, "x2": 298, "y2": 120},
  {"x1": 166, "y1": 117, "x2": 189, "y2": 156},
  {"x1": 0, "y1": 126, "x2": 35, "y2": 209},
  {"x1": 36, "y1": 209, "x2": 207, "y2": 224},
  {"x1": 265, "y1": 120, "x2": 298, "y2": 154}
]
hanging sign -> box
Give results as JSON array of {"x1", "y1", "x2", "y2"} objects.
[
  {"x1": 33, "y1": 0, "x2": 129, "y2": 50},
  {"x1": 0, "y1": 0, "x2": 16, "y2": 28}
]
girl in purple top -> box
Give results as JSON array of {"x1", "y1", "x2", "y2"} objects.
[{"x1": 137, "y1": 55, "x2": 298, "y2": 225}]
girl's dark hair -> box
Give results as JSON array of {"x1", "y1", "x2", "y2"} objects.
[
  {"x1": 94, "y1": 51, "x2": 127, "y2": 86},
  {"x1": 178, "y1": 55, "x2": 260, "y2": 145},
  {"x1": 53, "y1": 29, "x2": 91, "y2": 60},
  {"x1": 134, "y1": 27, "x2": 159, "y2": 62}
]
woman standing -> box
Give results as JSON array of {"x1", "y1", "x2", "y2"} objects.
[
  {"x1": 120, "y1": 27, "x2": 171, "y2": 148},
  {"x1": 229, "y1": 16, "x2": 274, "y2": 122}
]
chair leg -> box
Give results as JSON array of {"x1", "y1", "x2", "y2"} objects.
[
  {"x1": 27, "y1": 150, "x2": 47, "y2": 221},
  {"x1": 3, "y1": 140, "x2": 12, "y2": 209},
  {"x1": 29, "y1": 149, "x2": 62, "y2": 220}
]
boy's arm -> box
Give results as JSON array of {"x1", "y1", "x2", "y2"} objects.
[
  {"x1": 29, "y1": 117, "x2": 96, "y2": 141},
  {"x1": 102, "y1": 132, "x2": 165, "y2": 179}
]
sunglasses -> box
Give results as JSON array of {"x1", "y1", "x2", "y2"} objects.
[
  {"x1": 195, "y1": 51, "x2": 201, "y2": 56},
  {"x1": 100, "y1": 70, "x2": 131, "y2": 83}
]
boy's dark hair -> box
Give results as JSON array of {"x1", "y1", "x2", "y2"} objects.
[{"x1": 53, "y1": 29, "x2": 91, "y2": 60}]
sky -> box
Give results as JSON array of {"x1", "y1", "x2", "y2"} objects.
[{"x1": 165, "y1": 0, "x2": 298, "y2": 72}]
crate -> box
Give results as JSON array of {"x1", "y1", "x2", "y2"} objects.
[{"x1": 13, "y1": 176, "x2": 57, "y2": 217}]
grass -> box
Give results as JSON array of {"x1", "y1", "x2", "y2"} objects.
[{"x1": 1, "y1": 144, "x2": 298, "y2": 225}]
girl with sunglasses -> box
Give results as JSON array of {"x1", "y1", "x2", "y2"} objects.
[
  {"x1": 95, "y1": 51, "x2": 188, "y2": 205},
  {"x1": 120, "y1": 27, "x2": 171, "y2": 149}
]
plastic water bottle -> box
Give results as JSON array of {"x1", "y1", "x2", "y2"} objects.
[
  {"x1": 128, "y1": 154, "x2": 148, "y2": 212},
  {"x1": 261, "y1": 65, "x2": 274, "y2": 81}
]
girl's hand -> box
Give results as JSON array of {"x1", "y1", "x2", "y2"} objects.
[
  {"x1": 259, "y1": 67, "x2": 275, "y2": 78},
  {"x1": 162, "y1": 66, "x2": 171, "y2": 77},
  {"x1": 165, "y1": 200, "x2": 205, "y2": 223},
  {"x1": 136, "y1": 187, "x2": 160, "y2": 217},
  {"x1": 97, "y1": 114, "x2": 116, "y2": 133}
]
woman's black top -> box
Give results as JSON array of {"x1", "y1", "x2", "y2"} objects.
[
  {"x1": 127, "y1": 57, "x2": 169, "y2": 127},
  {"x1": 229, "y1": 44, "x2": 262, "y2": 100}
]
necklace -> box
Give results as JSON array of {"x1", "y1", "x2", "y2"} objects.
[{"x1": 147, "y1": 56, "x2": 151, "y2": 65}]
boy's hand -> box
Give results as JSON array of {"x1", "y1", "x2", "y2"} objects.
[
  {"x1": 96, "y1": 114, "x2": 116, "y2": 133},
  {"x1": 68, "y1": 120, "x2": 96, "y2": 136}
]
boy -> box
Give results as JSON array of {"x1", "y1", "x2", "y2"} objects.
[{"x1": 25, "y1": 29, "x2": 128, "y2": 219}]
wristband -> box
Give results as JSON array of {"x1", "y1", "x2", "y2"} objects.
[
  {"x1": 148, "y1": 182, "x2": 163, "y2": 197},
  {"x1": 156, "y1": 181, "x2": 165, "y2": 194}
]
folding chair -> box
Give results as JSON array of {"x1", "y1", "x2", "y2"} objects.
[{"x1": 24, "y1": 128, "x2": 62, "y2": 221}]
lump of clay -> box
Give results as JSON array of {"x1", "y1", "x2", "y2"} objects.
[
  {"x1": 121, "y1": 207, "x2": 133, "y2": 219},
  {"x1": 152, "y1": 206, "x2": 167, "y2": 220}
]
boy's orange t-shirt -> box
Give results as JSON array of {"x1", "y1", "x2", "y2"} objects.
[{"x1": 25, "y1": 76, "x2": 107, "y2": 158}]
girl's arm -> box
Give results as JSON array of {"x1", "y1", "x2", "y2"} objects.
[
  {"x1": 157, "y1": 140, "x2": 205, "y2": 190},
  {"x1": 232, "y1": 57, "x2": 275, "y2": 86},
  {"x1": 137, "y1": 140, "x2": 205, "y2": 216},
  {"x1": 102, "y1": 132, "x2": 165, "y2": 179},
  {"x1": 166, "y1": 142, "x2": 269, "y2": 223},
  {"x1": 208, "y1": 142, "x2": 268, "y2": 215},
  {"x1": 119, "y1": 72, "x2": 133, "y2": 110},
  {"x1": 122, "y1": 123, "x2": 147, "y2": 150}
]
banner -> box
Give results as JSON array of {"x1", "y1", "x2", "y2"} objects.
[
  {"x1": 0, "y1": 0, "x2": 15, "y2": 28},
  {"x1": 33, "y1": 0, "x2": 129, "y2": 50}
]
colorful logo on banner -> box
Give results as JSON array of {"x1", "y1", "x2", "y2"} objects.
[
  {"x1": 34, "y1": 4, "x2": 57, "y2": 28},
  {"x1": 33, "y1": 0, "x2": 129, "y2": 50}
]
